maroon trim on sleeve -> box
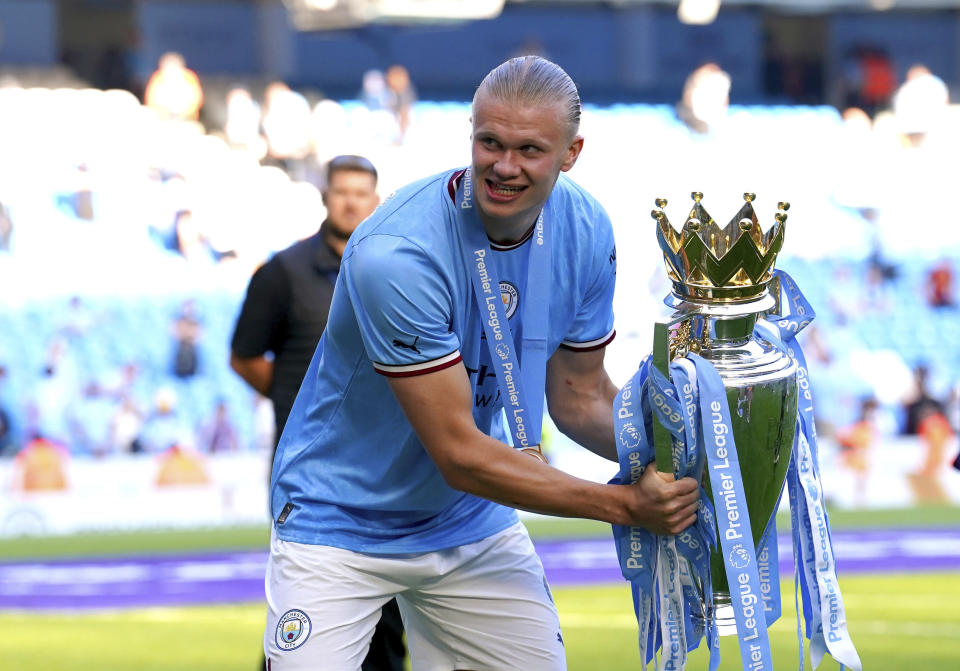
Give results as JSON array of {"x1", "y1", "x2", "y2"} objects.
[
  {"x1": 559, "y1": 330, "x2": 617, "y2": 352},
  {"x1": 373, "y1": 352, "x2": 464, "y2": 378}
]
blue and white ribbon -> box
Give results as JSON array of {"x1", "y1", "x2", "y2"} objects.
[
  {"x1": 612, "y1": 357, "x2": 720, "y2": 671},
  {"x1": 456, "y1": 168, "x2": 550, "y2": 450},
  {"x1": 612, "y1": 270, "x2": 860, "y2": 671},
  {"x1": 688, "y1": 352, "x2": 775, "y2": 671},
  {"x1": 759, "y1": 270, "x2": 862, "y2": 671}
]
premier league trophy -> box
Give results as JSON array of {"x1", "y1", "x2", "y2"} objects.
[
  {"x1": 651, "y1": 192, "x2": 795, "y2": 633},
  {"x1": 610, "y1": 192, "x2": 861, "y2": 671}
]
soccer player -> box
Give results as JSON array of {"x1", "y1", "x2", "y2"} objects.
[{"x1": 264, "y1": 56, "x2": 700, "y2": 670}]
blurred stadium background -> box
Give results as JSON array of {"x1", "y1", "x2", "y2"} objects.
[{"x1": 0, "y1": 0, "x2": 959, "y2": 669}]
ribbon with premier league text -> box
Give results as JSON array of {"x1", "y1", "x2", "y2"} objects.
[
  {"x1": 612, "y1": 357, "x2": 722, "y2": 671},
  {"x1": 688, "y1": 353, "x2": 775, "y2": 671},
  {"x1": 759, "y1": 271, "x2": 862, "y2": 671},
  {"x1": 612, "y1": 271, "x2": 860, "y2": 670},
  {"x1": 456, "y1": 168, "x2": 551, "y2": 450}
]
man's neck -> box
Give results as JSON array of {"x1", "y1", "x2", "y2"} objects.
[
  {"x1": 322, "y1": 224, "x2": 349, "y2": 259},
  {"x1": 479, "y1": 211, "x2": 538, "y2": 246}
]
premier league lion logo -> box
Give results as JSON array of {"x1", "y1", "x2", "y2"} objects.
[
  {"x1": 619, "y1": 423, "x2": 641, "y2": 449},
  {"x1": 729, "y1": 543, "x2": 751, "y2": 570}
]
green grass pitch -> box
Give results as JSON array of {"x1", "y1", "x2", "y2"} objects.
[
  {"x1": 1, "y1": 506, "x2": 958, "y2": 670},
  {"x1": 1, "y1": 573, "x2": 957, "y2": 670}
]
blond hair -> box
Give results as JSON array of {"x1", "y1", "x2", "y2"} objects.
[{"x1": 473, "y1": 56, "x2": 581, "y2": 138}]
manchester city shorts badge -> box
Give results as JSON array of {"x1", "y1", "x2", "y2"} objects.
[{"x1": 276, "y1": 609, "x2": 312, "y2": 651}]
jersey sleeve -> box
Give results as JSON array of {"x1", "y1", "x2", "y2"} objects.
[
  {"x1": 561, "y1": 206, "x2": 617, "y2": 352},
  {"x1": 231, "y1": 258, "x2": 288, "y2": 358},
  {"x1": 343, "y1": 234, "x2": 462, "y2": 377}
]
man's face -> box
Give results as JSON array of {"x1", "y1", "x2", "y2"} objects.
[
  {"x1": 324, "y1": 170, "x2": 379, "y2": 236},
  {"x1": 471, "y1": 94, "x2": 583, "y2": 235}
]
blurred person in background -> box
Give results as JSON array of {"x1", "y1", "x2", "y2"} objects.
[
  {"x1": 0, "y1": 365, "x2": 16, "y2": 456},
  {"x1": 837, "y1": 396, "x2": 880, "y2": 508},
  {"x1": 261, "y1": 82, "x2": 313, "y2": 175},
  {"x1": 908, "y1": 404, "x2": 955, "y2": 504},
  {"x1": 172, "y1": 209, "x2": 218, "y2": 265},
  {"x1": 858, "y1": 47, "x2": 897, "y2": 115},
  {"x1": 55, "y1": 163, "x2": 95, "y2": 222},
  {"x1": 892, "y1": 64, "x2": 949, "y2": 149},
  {"x1": 901, "y1": 364, "x2": 946, "y2": 436},
  {"x1": 144, "y1": 52, "x2": 204, "y2": 123},
  {"x1": 224, "y1": 86, "x2": 267, "y2": 160},
  {"x1": 26, "y1": 338, "x2": 80, "y2": 450},
  {"x1": 95, "y1": 361, "x2": 147, "y2": 455},
  {"x1": 138, "y1": 387, "x2": 194, "y2": 453},
  {"x1": 172, "y1": 299, "x2": 204, "y2": 379},
  {"x1": 925, "y1": 258, "x2": 956, "y2": 308},
  {"x1": 109, "y1": 396, "x2": 145, "y2": 454},
  {"x1": 385, "y1": 64, "x2": 417, "y2": 143},
  {"x1": 675, "y1": 62, "x2": 731, "y2": 135},
  {"x1": 198, "y1": 400, "x2": 239, "y2": 454},
  {"x1": 360, "y1": 69, "x2": 390, "y2": 111},
  {"x1": 262, "y1": 56, "x2": 698, "y2": 671},
  {"x1": 230, "y1": 155, "x2": 405, "y2": 670}
]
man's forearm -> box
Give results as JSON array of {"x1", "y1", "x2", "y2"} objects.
[
  {"x1": 444, "y1": 429, "x2": 632, "y2": 524},
  {"x1": 444, "y1": 427, "x2": 697, "y2": 535},
  {"x1": 229, "y1": 353, "x2": 273, "y2": 396}
]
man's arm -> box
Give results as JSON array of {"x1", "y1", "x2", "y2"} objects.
[
  {"x1": 387, "y1": 363, "x2": 699, "y2": 535},
  {"x1": 230, "y1": 353, "x2": 273, "y2": 397},
  {"x1": 230, "y1": 259, "x2": 288, "y2": 397},
  {"x1": 545, "y1": 345, "x2": 619, "y2": 461}
]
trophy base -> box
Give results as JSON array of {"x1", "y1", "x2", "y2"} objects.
[{"x1": 692, "y1": 592, "x2": 738, "y2": 637}]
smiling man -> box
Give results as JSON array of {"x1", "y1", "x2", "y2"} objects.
[{"x1": 264, "y1": 57, "x2": 700, "y2": 671}]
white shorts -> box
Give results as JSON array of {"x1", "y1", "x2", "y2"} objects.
[{"x1": 264, "y1": 521, "x2": 566, "y2": 671}]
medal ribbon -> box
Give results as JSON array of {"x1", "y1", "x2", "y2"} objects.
[{"x1": 456, "y1": 168, "x2": 550, "y2": 449}]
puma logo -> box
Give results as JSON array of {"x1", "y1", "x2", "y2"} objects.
[{"x1": 392, "y1": 336, "x2": 421, "y2": 354}]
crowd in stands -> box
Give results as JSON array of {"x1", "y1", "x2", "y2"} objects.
[{"x1": 0, "y1": 53, "x2": 957, "y2": 486}]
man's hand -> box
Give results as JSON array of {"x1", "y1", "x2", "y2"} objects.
[{"x1": 623, "y1": 461, "x2": 700, "y2": 536}]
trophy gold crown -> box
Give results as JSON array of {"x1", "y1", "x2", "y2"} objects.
[{"x1": 652, "y1": 192, "x2": 788, "y2": 302}]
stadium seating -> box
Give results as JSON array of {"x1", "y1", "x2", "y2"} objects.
[{"x1": 0, "y1": 87, "x2": 957, "y2": 456}]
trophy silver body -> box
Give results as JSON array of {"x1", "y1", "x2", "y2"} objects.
[
  {"x1": 649, "y1": 193, "x2": 796, "y2": 635},
  {"x1": 653, "y1": 290, "x2": 797, "y2": 634}
]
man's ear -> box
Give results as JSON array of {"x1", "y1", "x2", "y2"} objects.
[{"x1": 561, "y1": 135, "x2": 584, "y2": 172}]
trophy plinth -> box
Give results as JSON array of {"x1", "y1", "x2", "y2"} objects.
[{"x1": 651, "y1": 193, "x2": 797, "y2": 636}]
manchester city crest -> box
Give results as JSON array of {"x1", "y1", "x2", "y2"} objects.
[
  {"x1": 276, "y1": 609, "x2": 312, "y2": 651},
  {"x1": 500, "y1": 281, "x2": 519, "y2": 319}
]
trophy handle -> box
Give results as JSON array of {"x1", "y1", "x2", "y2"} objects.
[{"x1": 651, "y1": 314, "x2": 688, "y2": 476}]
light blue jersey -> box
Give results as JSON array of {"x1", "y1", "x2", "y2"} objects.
[{"x1": 271, "y1": 169, "x2": 617, "y2": 554}]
